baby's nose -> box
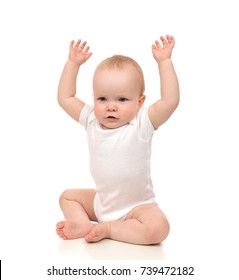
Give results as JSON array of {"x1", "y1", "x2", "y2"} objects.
[{"x1": 107, "y1": 102, "x2": 117, "y2": 111}]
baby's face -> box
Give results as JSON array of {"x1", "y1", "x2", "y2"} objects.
[{"x1": 93, "y1": 66, "x2": 145, "y2": 129}]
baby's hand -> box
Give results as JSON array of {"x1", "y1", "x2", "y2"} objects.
[
  {"x1": 68, "y1": 39, "x2": 92, "y2": 65},
  {"x1": 152, "y1": 35, "x2": 175, "y2": 63}
]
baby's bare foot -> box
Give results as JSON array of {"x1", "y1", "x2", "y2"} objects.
[
  {"x1": 56, "y1": 220, "x2": 94, "y2": 240},
  {"x1": 85, "y1": 222, "x2": 111, "y2": 243}
]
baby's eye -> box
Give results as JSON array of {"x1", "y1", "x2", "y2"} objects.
[
  {"x1": 118, "y1": 97, "x2": 128, "y2": 102},
  {"x1": 98, "y1": 97, "x2": 107, "y2": 102}
]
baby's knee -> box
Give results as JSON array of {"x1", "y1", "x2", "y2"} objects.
[
  {"x1": 145, "y1": 216, "x2": 170, "y2": 244},
  {"x1": 59, "y1": 189, "x2": 74, "y2": 205}
]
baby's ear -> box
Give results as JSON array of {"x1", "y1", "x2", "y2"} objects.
[{"x1": 138, "y1": 95, "x2": 146, "y2": 109}]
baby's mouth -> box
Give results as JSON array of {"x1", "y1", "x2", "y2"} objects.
[{"x1": 106, "y1": 116, "x2": 118, "y2": 121}]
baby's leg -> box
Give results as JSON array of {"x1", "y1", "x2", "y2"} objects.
[
  {"x1": 85, "y1": 204, "x2": 169, "y2": 245},
  {"x1": 56, "y1": 189, "x2": 97, "y2": 240}
]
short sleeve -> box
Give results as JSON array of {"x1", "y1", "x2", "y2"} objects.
[
  {"x1": 79, "y1": 104, "x2": 94, "y2": 129},
  {"x1": 137, "y1": 107, "x2": 155, "y2": 141}
]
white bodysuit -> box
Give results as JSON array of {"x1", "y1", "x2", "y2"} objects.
[{"x1": 79, "y1": 104, "x2": 157, "y2": 222}]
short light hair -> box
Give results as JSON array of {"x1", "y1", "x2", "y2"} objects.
[{"x1": 94, "y1": 55, "x2": 145, "y2": 96}]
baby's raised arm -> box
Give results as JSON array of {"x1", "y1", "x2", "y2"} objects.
[
  {"x1": 148, "y1": 35, "x2": 180, "y2": 129},
  {"x1": 57, "y1": 40, "x2": 92, "y2": 122}
]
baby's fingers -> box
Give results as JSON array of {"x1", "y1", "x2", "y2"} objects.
[
  {"x1": 79, "y1": 41, "x2": 87, "y2": 51},
  {"x1": 83, "y1": 45, "x2": 91, "y2": 54},
  {"x1": 75, "y1": 39, "x2": 82, "y2": 48},
  {"x1": 160, "y1": 36, "x2": 167, "y2": 46},
  {"x1": 153, "y1": 40, "x2": 162, "y2": 49},
  {"x1": 69, "y1": 39, "x2": 88, "y2": 51},
  {"x1": 69, "y1": 40, "x2": 75, "y2": 50},
  {"x1": 166, "y1": 35, "x2": 175, "y2": 46}
]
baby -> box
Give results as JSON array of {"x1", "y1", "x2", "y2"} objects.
[{"x1": 56, "y1": 35, "x2": 179, "y2": 245}]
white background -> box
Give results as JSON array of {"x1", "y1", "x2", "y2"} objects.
[{"x1": 0, "y1": 0, "x2": 239, "y2": 279}]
